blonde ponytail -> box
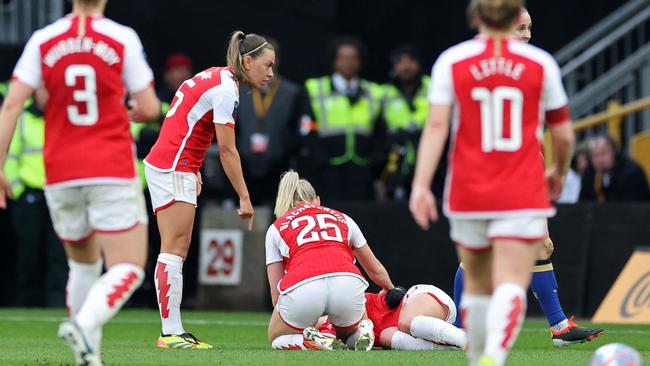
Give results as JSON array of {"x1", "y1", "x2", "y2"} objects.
[
  {"x1": 274, "y1": 170, "x2": 317, "y2": 217},
  {"x1": 226, "y1": 30, "x2": 274, "y2": 86}
]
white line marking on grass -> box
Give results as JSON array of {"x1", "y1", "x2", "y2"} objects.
[{"x1": 0, "y1": 316, "x2": 268, "y2": 327}]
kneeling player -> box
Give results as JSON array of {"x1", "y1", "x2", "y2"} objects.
[
  {"x1": 266, "y1": 171, "x2": 395, "y2": 351},
  {"x1": 365, "y1": 285, "x2": 466, "y2": 350}
]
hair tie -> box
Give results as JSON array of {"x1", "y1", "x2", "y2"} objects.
[{"x1": 242, "y1": 41, "x2": 268, "y2": 56}]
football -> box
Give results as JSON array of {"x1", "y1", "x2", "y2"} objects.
[{"x1": 589, "y1": 343, "x2": 644, "y2": 366}]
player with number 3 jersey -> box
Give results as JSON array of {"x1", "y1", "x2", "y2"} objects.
[
  {"x1": 0, "y1": 1, "x2": 160, "y2": 365},
  {"x1": 266, "y1": 170, "x2": 395, "y2": 351},
  {"x1": 409, "y1": 0, "x2": 574, "y2": 365}
]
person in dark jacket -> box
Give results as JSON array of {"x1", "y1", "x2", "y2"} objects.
[{"x1": 580, "y1": 134, "x2": 650, "y2": 202}]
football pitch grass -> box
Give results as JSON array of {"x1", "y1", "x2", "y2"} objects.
[{"x1": 1, "y1": 309, "x2": 648, "y2": 365}]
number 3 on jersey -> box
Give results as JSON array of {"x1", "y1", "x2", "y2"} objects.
[
  {"x1": 472, "y1": 86, "x2": 523, "y2": 153},
  {"x1": 292, "y1": 214, "x2": 343, "y2": 246},
  {"x1": 65, "y1": 65, "x2": 98, "y2": 126}
]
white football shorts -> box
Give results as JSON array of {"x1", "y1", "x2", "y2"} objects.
[
  {"x1": 44, "y1": 179, "x2": 147, "y2": 243},
  {"x1": 144, "y1": 166, "x2": 197, "y2": 214},
  {"x1": 450, "y1": 216, "x2": 547, "y2": 251},
  {"x1": 277, "y1": 275, "x2": 368, "y2": 330},
  {"x1": 402, "y1": 284, "x2": 457, "y2": 324}
]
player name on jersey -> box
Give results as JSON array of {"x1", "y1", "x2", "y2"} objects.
[
  {"x1": 469, "y1": 57, "x2": 526, "y2": 81},
  {"x1": 43, "y1": 36, "x2": 121, "y2": 68},
  {"x1": 276, "y1": 204, "x2": 346, "y2": 232}
]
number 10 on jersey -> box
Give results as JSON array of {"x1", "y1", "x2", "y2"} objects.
[{"x1": 471, "y1": 86, "x2": 523, "y2": 153}]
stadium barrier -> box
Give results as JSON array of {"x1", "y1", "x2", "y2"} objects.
[
  {"x1": 195, "y1": 202, "x2": 650, "y2": 317},
  {"x1": 592, "y1": 248, "x2": 650, "y2": 324}
]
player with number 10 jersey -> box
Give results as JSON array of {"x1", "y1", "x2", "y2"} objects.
[{"x1": 431, "y1": 38, "x2": 570, "y2": 217}]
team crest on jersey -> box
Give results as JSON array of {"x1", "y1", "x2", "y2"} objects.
[
  {"x1": 196, "y1": 71, "x2": 212, "y2": 80},
  {"x1": 232, "y1": 101, "x2": 239, "y2": 121}
]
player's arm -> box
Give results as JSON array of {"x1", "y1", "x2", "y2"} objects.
[
  {"x1": 129, "y1": 86, "x2": 161, "y2": 122},
  {"x1": 215, "y1": 124, "x2": 254, "y2": 231},
  {"x1": 409, "y1": 52, "x2": 453, "y2": 229},
  {"x1": 354, "y1": 244, "x2": 394, "y2": 291},
  {"x1": 543, "y1": 56, "x2": 575, "y2": 200},
  {"x1": 345, "y1": 214, "x2": 394, "y2": 290},
  {"x1": 267, "y1": 262, "x2": 285, "y2": 307},
  {"x1": 0, "y1": 80, "x2": 34, "y2": 208},
  {"x1": 122, "y1": 28, "x2": 160, "y2": 123},
  {"x1": 265, "y1": 226, "x2": 285, "y2": 307}
]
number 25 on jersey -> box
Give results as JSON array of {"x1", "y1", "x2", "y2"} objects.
[
  {"x1": 472, "y1": 86, "x2": 523, "y2": 153},
  {"x1": 292, "y1": 214, "x2": 343, "y2": 246}
]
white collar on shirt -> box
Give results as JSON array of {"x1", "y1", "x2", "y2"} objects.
[{"x1": 332, "y1": 72, "x2": 359, "y2": 95}]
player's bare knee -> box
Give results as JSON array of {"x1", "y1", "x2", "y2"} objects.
[{"x1": 397, "y1": 316, "x2": 413, "y2": 333}]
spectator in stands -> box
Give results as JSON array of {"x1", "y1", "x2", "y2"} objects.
[
  {"x1": 4, "y1": 85, "x2": 67, "y2": 306},
  {"x1": 580, "y1": 135, "x2": 650, "y2": 202},
  {"x1": 557, "y1": 145, "x2": 588, "y2": 204},
  {"x1": 236, "y1": 38, "x2": 301, "y2": 205},
  {"x1": 158, "y1": 53, "x2": 194, "y2": 103},
  {"x1": 378, "y1": 45, "x2": 447, "y2": 201},
  {"x1": 302, "y1": 36, "x2": 384, "y2": 201}
]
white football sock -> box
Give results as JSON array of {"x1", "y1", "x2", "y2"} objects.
[
  {"x1": 410, "y1": 315, "x2": 467, "y2": 348},
  {"x1": 272, "y1": 334, "x2": 309, "y2": 350},
  {"x1": 74, "y1": 263, "x2": 144, "y2": 352},
  {"x1": 461, "y1": 294, "x2": 490, "y2": 366},
  {"x1": 391, "y1": 330, "x2": 458, "y2": 350},
  {"x1": 66, "y1": 259, "x2": 103, "y2": 316},
  {"x1": 155, "y1": 253, "x2": 185, "y2": 335},
  {"x1": 484, "y1": 283, "x2": 527, "y2": 366}
]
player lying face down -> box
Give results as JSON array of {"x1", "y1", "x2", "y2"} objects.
[{"x1": 318, "y1": 284, "x2": 466, "y2": 350}]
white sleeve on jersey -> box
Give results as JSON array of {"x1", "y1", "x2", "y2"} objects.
[
  {"x1": 12, "y1": 32, "x2": 43, "y2": 89},
  {"x1": 210, "y1": 92, "x2": 237, "y2": 126},
  {"x1": 344, "y1": 214, "x2": 367, "y2": 248},
  {"x1": 542, "y1": 56, "x2": 568, "y2": 111},
  {"x1": 428, "y1": 52, "x2": 454, "y2": 105},
  {"x1": 265, "y1": 226, "x2": 284, "y2": 265},
  {"x1": 122, "y1": 28, "x2": 154, "y2": 93}
]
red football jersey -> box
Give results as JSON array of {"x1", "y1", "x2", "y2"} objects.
[
  {"x1": 12, "y1": 15, "x2": 154, "y2": 187},
  {"x1": 428, "y1": 37, "x2": 570, "y2": 218},
  {"x1": 364, "y1": 292, "x2": 403, "y2": 345},
  {"x1": 145, "y1": 67, "x2": 238, "y2": 174},
  {"x1": 265, "y1": 204, "x2": 368, "y2": 293}
]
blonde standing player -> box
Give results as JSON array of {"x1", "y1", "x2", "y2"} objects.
[
  {"x1": 409, "y1": 0, "x2": 574, "y2": 365},
  {"x1": 266, "y1": 171, "x2": 395, "y2": 351},
  {"x1": 144, "y1": 31, "x2": 272, "y2": 349},
  {"x1": 0, "y1": 0, "x2": 160, "y2": 365}
]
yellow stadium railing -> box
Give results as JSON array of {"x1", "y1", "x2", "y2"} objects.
[{"x1": 543, "y1": 96, "x2": 650, "y2": 168}]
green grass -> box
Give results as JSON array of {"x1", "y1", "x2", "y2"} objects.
[{"x1": 0, "y1": 308, "x2": 648, "y2": 365}]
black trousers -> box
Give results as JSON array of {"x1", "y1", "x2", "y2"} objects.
[{"x1": 11, "y1": 188, "x2": 67, "y2": 307}]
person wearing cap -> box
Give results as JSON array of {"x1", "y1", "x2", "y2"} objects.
[
  {"x1": 303, "y1": 36, "x2": 384, "y2": 201},
  {"x1": 379, "y1": 45, "x2": 439, "y2": 201}
]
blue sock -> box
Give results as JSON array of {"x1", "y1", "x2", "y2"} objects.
[
  {"x1": 453, "y1": 266, "x2": 464, "y2": 328},
  {"x1": 530, "y1": 260, "x2": 567, "y2": 327}
]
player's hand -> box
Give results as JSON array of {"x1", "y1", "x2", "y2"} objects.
[
  {"x1": 545, "y1": 166, "x2": 563, "y2": 201},
  {"x1": 409, "y1": 184, "x2": 438, "y2": 230},
  {"x1": 385, "y1": 286, "x2": 407, "y2": 310},
  {"x1": 238, "y1": 197, "x2": 254, "y2": 231},
  {"x1": 196, "y1": 171, "x2": 203, "y2": 196},
  {"x1": 0, "y1": 171, "x2": 12, "y2": 209}
]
